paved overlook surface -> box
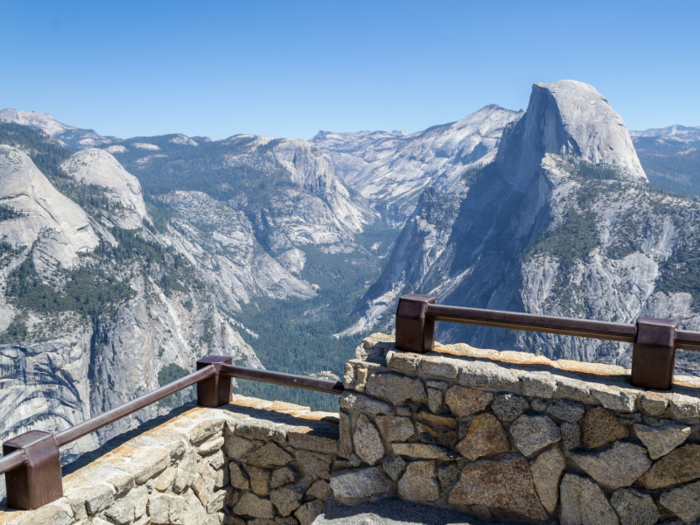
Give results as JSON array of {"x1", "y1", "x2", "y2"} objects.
[{"x1": 312, "y1": 498, "x2": 506, "y2": 525}]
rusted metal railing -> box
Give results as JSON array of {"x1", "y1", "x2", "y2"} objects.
[
  {"x1": 395, "y1": 293, "x2": 700, "y2": 392},
  {"x1": 0, "y1": 356, "x2": 343, "y2": 511}
]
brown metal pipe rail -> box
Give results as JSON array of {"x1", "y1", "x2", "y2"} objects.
[
  {"x1": 0, "y1": 355, "x2": 343, "y2": 511},
  {"x1": 395, "y1": 293, "x2": 699, "y2": 392},
  {"x1": 0, "y1": 365, "x2": 218, "y2": 482},
  {"x1": 55, "y1": 365, "x2": 217, "y2": 447},
  {"x1": 428, "y1": 304, "x2": 638, "y2": 343},
  {"x1": 220, "y1": 363, "x2": 344, "y2": 395}
]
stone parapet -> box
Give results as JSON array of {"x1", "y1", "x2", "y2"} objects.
[
  {"x1": 337, "y1": 333, "x2": 700, "y2": 523},
  {"x1": 0, "y1": 396, "x2": 341, "y2": 525},
  {"x1": 3, "y1": 333, "x2": 700, "y2": 524}
]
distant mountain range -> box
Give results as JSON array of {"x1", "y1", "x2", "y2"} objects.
[
  {"x1": 1, "y1": 81, "x2": 699, "y2": 475},
  {"x1": 0, "y1": 108, "x2": 121, "y2": 150},
  {"x1": 628, "y1": 125, "x2": 700, "y2": 199}
]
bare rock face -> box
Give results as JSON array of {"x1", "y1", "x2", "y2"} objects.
[
  {"x1": 398, "y1": 461, "x2": 439, "y2": 502},
  {"x1": 491, "y1": 393, "x2": 529, "y2": 422},
  {"x1": 312, "y1": 105, "x2": 523, "y2": 219},
  {"x1": 509, "y1": 414, "x2": 561, "y2": 457},
  {"x1": 639, "y1": 444, "x2": 700, "y2": 490},
  {"x1": 455, "y1": 413, "x2": 509, "y2": 461},
  {"x1": 546, "y1": 399, "x2": 585, "y2": 422},
  {"x1": 329, "y1": 466, "x2": 395, "y2": 503},
  {"x1": 365, "y1": 373, "x2": 427, "y2": 405},
  {"x1": 353, "y1": 414, "x2": 384, "y2": 465},
  {"x1": 523, "y1": 80, "x2": 646, "y2": 181},
  {"x1": 61, "y1": 148, "x2": 148, "y2": 228},
  {"x1": 375, "y1": 415, "x2": 415, "y2": 443},
  {"x1": 273, "y1": 140, "x2": 366, "y2": 234},
  {"x1": 582, "y1": 407, "x2": 629, "y2": 449},
  {"x1": 659, "y1": 480, "x2": 700, "y2": 524},
  {"x1": 0, "y1": 145, "x2": 99, "y2": 267},
  {"x1": 382, "y1": 455, "x2": 406, "y2": 481},
  {"x1": 448, "y1": 454, "x2": 547, "y2": 521},
  {"x1": 234, "y1": 493, "x2": 275, "y2": 519},
  {"x1": 444, "y1": 385, "x2": 493, "y2": 416}
]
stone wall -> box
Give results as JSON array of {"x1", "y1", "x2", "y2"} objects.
[
  {"x1": 2, "y1": 333, "x2": 700, "y2": 525},
  {"x1": 337, "y1": 334, "x2": 700, "y2": 524},
  {"x1": 0, "y1": 397, "x2": 343, "y2": 525}
]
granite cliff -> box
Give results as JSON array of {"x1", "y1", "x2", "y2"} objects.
[
  {"x1": 311, "y1": 104, "x2": 522, "y2": 221},
  {"x1": 3, "y1": 78, "x2": 700, "y2": 488},
  {"x1": 345, "y1": 80, "x2": 700, "y2": 373},
  {"x1": 0, "y1": 121, "x2": 385, "y2": 475}
]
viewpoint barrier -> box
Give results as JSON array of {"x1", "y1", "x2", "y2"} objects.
[
  {"x1": 0, "y1": 357, "x2": 343, "y2": 511},
  {"x1": 395, "y1": 293, "x2": 700, "y2": 391},
  {"x1": 1, "y1": 294, "x2": 699, "y2": 521}
]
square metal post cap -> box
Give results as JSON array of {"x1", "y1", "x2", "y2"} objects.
[
  {"x1": 395, "y1": 294, "x2": 436, "y2": 354},
  {"x1": 631, "y1": 317, "x2": 678, "y2": 391},
  {"x1": 3, "y1": 430, "x2": 63, "y2": 510}
]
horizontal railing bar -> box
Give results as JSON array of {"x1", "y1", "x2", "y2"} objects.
[
  {"x1": 220, "y1": 364, "x2": 344, "y2": 395},
  {"x1": 0, "y1": 449, "x2": 25, "y2": 476},
  {"x1": 427, "y1": 305, "x2": 638, "y2": 343},
  {"x1": 676, "y1": 330, "x2": 700, "y2": 351},
  {"x1": 54, "y1": 366, "x2": 217, "y2": 448}
]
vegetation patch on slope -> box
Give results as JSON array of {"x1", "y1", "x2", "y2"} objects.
[
  {"x1": 235, "y1": 245, "x2": 383, "y2": 411},
  {"x1": 529, "y1": 206, "x2": 598, "y2": 265},
  {"x1": 5, "y1": 256, "x2": 136, "y2": 318}
]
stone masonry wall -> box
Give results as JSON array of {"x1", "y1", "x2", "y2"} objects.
[
  {"x1": 336, "y1": 334, "x2": 700, "y2": 524},
  {"x1": 0, "y1": 397, "x2": 343, "y2": 525},
  {"x1": 3, "y1": 332, "x2": 700, "y2": 525}
]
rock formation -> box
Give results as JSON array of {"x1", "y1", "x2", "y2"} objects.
[
  {"x1": 312, "y1": 104, "x2": 522, "y2": 220},
  {"x1": 345, "y1": 80, "x2": 700, "y2": 370},
  {"x1": 0, "y1": 108, "x2": 120, "y2": 150}
]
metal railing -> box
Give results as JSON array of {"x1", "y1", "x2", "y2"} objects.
[
  {"x1": 0, "y1": 356, "x2": 343, "y2": 511},
  {"x1": 395, "y1": 293, "x2": 700, "y2": 392},
  {"x1": 5, "y1": 293, "x2": 700, "y2": 512}
]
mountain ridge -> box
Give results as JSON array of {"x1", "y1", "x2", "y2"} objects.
[
  {"x1": 342, "y1": 80, "x2": 700, "y2": 375},
  {"x1": 0, "y1": 108, "x2": 120, "y2": 151},
  {"x1": 3, "y1": 80, "x2": 700, "y2": 486}
]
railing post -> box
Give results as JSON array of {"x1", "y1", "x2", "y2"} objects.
[
  {"x1": 631, "y1": 317, "x2": 678, "y2": 390},
  {"x1": 196, "y1": 356, "x2": 233, "y2": 407},
  {"x1": 3, "y1": 430, "x2": 63, "y2": 510},
  {"x1": 395, "y1": 294, "x2": 436, "y2": 353}
]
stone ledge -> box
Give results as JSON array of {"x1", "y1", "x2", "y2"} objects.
[
  {"x1": 0, "y1": 396, "x2": 341, "y2": 525},
  {"x1": 349, "y1": 333, "x2": 700, "y2": 423},
  {"x1": 336, "y1": 333, "x2": 700, "y2": 523}
]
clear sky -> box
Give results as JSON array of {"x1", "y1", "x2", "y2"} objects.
[{"x1": 2, "y1": 1, "x2": 698, "y2": 141}]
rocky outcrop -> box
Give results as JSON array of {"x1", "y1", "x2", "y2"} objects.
[
  {"x1": 160, "y1": 190, "x2": 316, "y2": 311},
  {"x1": 312, "y1": 105, "x2": 522, "y2": 220},
  {"x1": 0, "y1": 145, "x2": 99, "y2": 270},
  {"x1": 0, "y1": 145, "x2": 262, "y2": 480},
  {"x1": 60, "y1": 149, "x2": 147, "y2": 228},
  {"x1": 345, "y1": 81, "x2": 700, "y2": 370},
  {"x1": 0, "y1": 108, "x2": 120, "y2": 150},
  {"x1": 508, "y1": 80, "x2": 646, "y2": 182},
  {"x1": 272, "y1": 139, "x2": 366, "y2": 234}
]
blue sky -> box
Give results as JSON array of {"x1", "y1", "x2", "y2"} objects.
[{"x1": 2, "y1": 1, "x2": 698, "y2": 140}]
